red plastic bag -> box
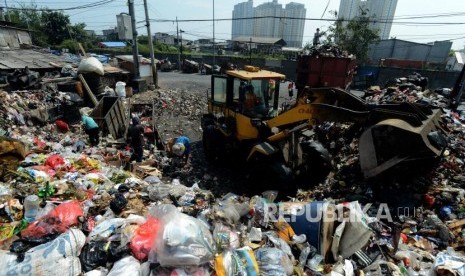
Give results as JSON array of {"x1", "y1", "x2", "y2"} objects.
[
  {"x1": 21, "y1": 200, "x2": 83, "y2": 239},
  {"x1": 33, "y1": 137, "x2": 46, "y2": 150},
  {"x1": 45, "y1": 154, "x2": 65, "y2": 169},
  {"x1": 55, "y1": 119, "x2": 70, "y2": 132},
  {"x1": 130, "y1": 217, "x2": 160, "y2": 261}
]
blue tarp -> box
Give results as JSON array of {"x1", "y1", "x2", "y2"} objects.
[{"x1": 99, "y1": 41, "x2": 127, "y2": 48}]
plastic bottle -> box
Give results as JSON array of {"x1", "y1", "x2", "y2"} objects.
[{"x1": 24, "y1": 195, "x2": 40, "y2": 222}]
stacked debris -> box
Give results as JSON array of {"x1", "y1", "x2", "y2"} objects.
[
  {"x1": 305, "y1": 43, "x2": 355, "y2": 59},
  {"x1": 182, "y1": 59, "x2": 200, "y2": 74}
]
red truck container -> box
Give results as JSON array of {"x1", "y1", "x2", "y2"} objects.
[{"x1": 295, "y1": 55, "x2": 357, "y2": 93}]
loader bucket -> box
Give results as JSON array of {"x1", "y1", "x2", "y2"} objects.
[{"x1": 359, "y1": 107, "x2": 446, "y2": 178}]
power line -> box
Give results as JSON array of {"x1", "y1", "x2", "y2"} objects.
[
  {"x1": 2, "y1": 0, "x2": 116, "y2": 11},
  {"x1": 145, "y1": 15, "x2": 465, "y2": 26}
]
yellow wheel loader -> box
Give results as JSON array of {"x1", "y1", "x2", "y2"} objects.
[{"x1": 201, "y1": 66, "x2": 446, "y2": 183}]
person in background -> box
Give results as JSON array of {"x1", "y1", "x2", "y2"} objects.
[
  {"x1": 167, "y1": 135, "x2": 190, "y2": 165},
  {"x1": 127, "y1": 116, "x2": 145, "y2": 162},
  {"x1": 81, "y1": 113, "x2": 99, "y2": 146},
  {"x1": 288, "y1": 81, "x2": 294, "y2": 98},
  {"x1": 313, "y1": 28, "x2": 325, "y2": 46}
]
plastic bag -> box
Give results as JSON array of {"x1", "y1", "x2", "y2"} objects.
[
  {"x1": 84, "y1": 267, "x2": 108, "y2": 276},
  {"x1": 130, "y1": 217, "x2": 160, "y2": 261},
  {"x1": 213, "y1": 200, "x2": 249, "y2": 226},
  {"x1": 107, "y1": 256, "x2": 141, "y2": 276},
  {"x1": 80, "y1": 241, "x2": 109, "y2": 272},
  {"x1": 148, "y1": 183, "x2": 172, "y2": 201},
  {"x1": 80, "y1": 241, "x2": 131, "y2": 273},
  {"x1": 434, "y1": 248, "x2": 465, "y2": 275},
  {"x1": 78, "y1": 57, "x2": 104, "y2": 76},
  {"x1": 115, "y1": 81, "x2": 126, "y2": 97},
  {"x1": 213, "y1": 223, "x2": 240, "y2": 251},
  {"x1": 88, "y1": 218, "x2": 126, "y2": 241},
  {"x1": 155, "y1": 210, "x2": 214, "y2": 267},
  {"x1": 45, "y1": 154, "x2": 65, "y2": 169},
  {"x1": 109, "y1": 193, "x2": 128, "y2": 214},
  {"x1": 255, "y1": 248, "x2": 293, "y2": 276},
  {"x1": 216, "y1": 247, "x2": 259, "y2": 276},
  {"x1": 0, "y1": 229, "x2": 85, "y2": 275},
  {"x1": 21, "y1": 200, "x2": 83, "y2": 239},
  {"x1": 55, "y1": 119, "x2": 70, "y2": 132}
]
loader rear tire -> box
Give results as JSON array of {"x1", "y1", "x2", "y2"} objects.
[{"x1": 202, "y1": 126, "x2": 220, "y2": 162}]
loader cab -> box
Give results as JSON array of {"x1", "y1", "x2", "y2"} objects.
[{"x1": 209, "y1": 67, "x2": 285, "y2": 119}]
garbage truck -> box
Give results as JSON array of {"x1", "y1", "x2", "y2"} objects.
[{"x1": 201, "y1": 64, "x2": 447, "y2": 184}]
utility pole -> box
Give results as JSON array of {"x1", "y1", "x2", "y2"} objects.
[
  {"x1": 249, "y1": 37, "x2": 252, "y2": 65},
  {"x1": 128, "y1": 0, "x2": 144, "y2": 92},
  {"x1": 4, "y1": 0, "x2": 11, "y2": 21},
  {"x1": 180, "y1": 30, "x2": 184, "y2": 63},
  {"x1": 212, "y1": 0, "x2": 215, "y2": 67},
  {"x1": 176, "y1": 17, "x2": 181, "y2": 71},
  {"x1": 143, "y1": 0, "x2": 158, "y2": 88}
]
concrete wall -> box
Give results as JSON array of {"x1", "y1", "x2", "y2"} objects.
[{"x1": 369, "y1": 39, "x2": 452, "y2": 64}]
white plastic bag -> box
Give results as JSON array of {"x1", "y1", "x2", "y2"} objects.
[
  {"x1": 78, "y1": 57, "x2": 104, "y2": 76},
  {"x1": 0, "y1": 229, "x2": 85, "y2": 276},
  {"x1": 115, "y1": 81, "x2": 126, "y2": 97},
  {"x1": 155, "y1": 211, "x2": 214, "y2": 267},
  {"x1": 107, "y1": 256, "x2": 141, "y2": 276}
]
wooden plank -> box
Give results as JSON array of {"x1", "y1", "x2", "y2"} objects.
[
  {"x1": 78, "y1": 43, "x2": 87, "y2": 57},
  {"x1": 78, "y1": 74, "x2": 98, "y2": 106},
  {"x1": 447, "y1": 219, "x2": 465, "y2": 229}
]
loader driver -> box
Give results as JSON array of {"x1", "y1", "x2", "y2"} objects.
[{"x1": 244, "y1": 84, "x2": 257, "y2": 114}]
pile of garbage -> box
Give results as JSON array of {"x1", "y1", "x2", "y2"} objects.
[
  {"x1": 305, "y1": 43, "x2": 355, "y2": 59},
  {"x1": 0, "y1": 74, "x2": 465, "y2": 275}
]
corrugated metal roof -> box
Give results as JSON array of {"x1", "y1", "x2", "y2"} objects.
[
  {"x1": 233, "y1": 36, "x2": 286, "y2": 45},
  {"x1": 0, "y1": 49, "x2": 69, "y2": 70}
]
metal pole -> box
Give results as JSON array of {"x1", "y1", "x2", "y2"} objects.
[
  {"x1": 4, "y1": 0, "x2": 11, "y2": 21},
  {"x1": 143, "y1": 0, "x2": 158, "y2": 88},
  {"x1": 176, "y1": 17, "x2": 181, "y2": 71},
  {"x1": 128, "y1": 0, "x2": 141, "y2": 81},
  {"x1": 212, "y1": 0, "x2": 215, "y2": 67},
  {"x1": 180, "y1": 30, "x2": 184, "y2": 62},
  {"x1": 249, "y1": 37, "x2": 252, "y2": 64}
]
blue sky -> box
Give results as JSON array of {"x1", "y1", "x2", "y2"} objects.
[{"x1": 7, "y1": 0, "x2": 465, "y2": 50}]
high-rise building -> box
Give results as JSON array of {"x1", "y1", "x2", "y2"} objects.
[
  {"x1": 232, "y1": 0, "x2": 254, "y2": 39},
  {"x1": 283, "y1": 3, "x2": 306, "y2": 48},
  {"x1": 337, "y1": 0, "x2": 398, "y2": 39},
  {"x1": 232, "y1": 0, "x2": 306, "y2": 48},
  {"x1": 254, "y1": 0, "x2": 283, "y2": 38}
]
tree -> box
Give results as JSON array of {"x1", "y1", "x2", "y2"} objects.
[
  {"x1": 41, "y1": 10, "x2": 72, "y2": 45},
  {"x1": 326, "y1": 8, "x2": 380, "y2": 63}
]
